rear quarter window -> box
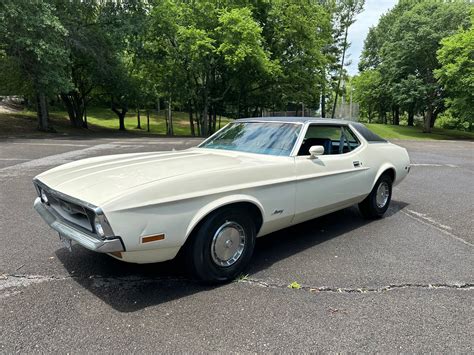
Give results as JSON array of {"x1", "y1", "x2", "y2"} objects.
[{"x1": 351, "y1": 123, "x2": 387, "y2": 142}]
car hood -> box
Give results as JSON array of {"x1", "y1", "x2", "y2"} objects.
[{"x1": 35, "y1": 148, "x2": 265, "y2": 207}]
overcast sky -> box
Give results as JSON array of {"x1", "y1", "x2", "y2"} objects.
[{"x1": 346, "y1": 0, "x2": 397, "y2": 76}]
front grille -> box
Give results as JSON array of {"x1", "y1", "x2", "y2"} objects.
[{"x1": 40, "y1": 187, "x2": 95, "y2": 234}]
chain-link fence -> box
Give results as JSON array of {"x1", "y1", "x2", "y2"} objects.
[{"x1": 262, "y1": 103, "x2": 359, "y2": 121}]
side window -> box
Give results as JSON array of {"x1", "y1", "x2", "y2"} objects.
[
  {"x1": 342, "y1": 126, "x2": 360, "y2": 152},
  {"x1": 297, "y1": 125, "x2": 360, "y2": 156}
]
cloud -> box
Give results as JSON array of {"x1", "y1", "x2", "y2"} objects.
[{"x1": 346, "y1": 0, "x2": 397, "y2": 75}]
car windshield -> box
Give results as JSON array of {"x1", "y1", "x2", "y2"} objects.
[{"x1": 199, "y1": 122, "x2": 301, "y2": 156}]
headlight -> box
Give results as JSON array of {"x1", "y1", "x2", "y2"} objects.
[
  {"x1": 94, "y1": 216, "x2": 105, "y2": 237},
  {"x1": 41, "y1": 190, "x2": 49, "y2": 204}
]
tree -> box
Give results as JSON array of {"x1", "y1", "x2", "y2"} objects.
[
  {"x1": 435, "y1": 11, "x2": 474, "y2": 131},
  {"x1": 148, "y1": 0, "x2": 283, "y2": 136},
  {"x1": 352, "y1": 70, "x2": 382, "y2": 122},
  {"x1": 357, "y1": 0, "x2": 471, "y2": 131},
  {"x1": 54, "y1": 0, "x2": 114, "y2": 128},
  {"x1": 330, "y1": 0, "x2": 364, "y2": 118},
  {"x1": 98, "y1": 0, "x2": 148, "y2": 131},
  {"x1": 0, "y1": 0, "x2": 71, "y2": 131}
]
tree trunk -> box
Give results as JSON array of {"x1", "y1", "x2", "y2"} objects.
[
  {"x1": 188, "y1": 101, "x2": 195, "y2": 136},
  {"x1": 212, "y1": 108, "x2": 217, "y2": 133},
  {"x1": 202, "y1": 95, "x2": 209, "y2": 137},
  {"x1": 331, "y1": 25, "x2": 349, "y2": 118},
  {"x1": 407, "y1": 105, "x2": 414, "y2": 126},
  {"x1": 321, "y1": 69, "x2": 326, "y2": 118},
  {"x1": 430, "y1": 111, "x2": 438, "y2": 128},
  {"x1": 321, "y1": 94, "x2": 326, "y2": 118},
  {"x1": 36, "y1": 92, "x2": 49, "y2": 131},
  {"x1": 136, "y1": 108, "x2": 141, "y2": 129},
  {"x1": 119, "y1": 115, "x2": 125, "y2": 130},
  {"x1": 83, "y1": 101, "x2": 88, "y2": 128},
  {"x1": 61, "y1": 94, "x2": 76, "y2": 126},
  {"x1": 111, "y1": 106, "x2": 127, "y2": 131},
  {"x1": 393, "y1": 106, "x2": 400, "y2": 125},
  {"x1": 168, "y1": 99, "x2": 173, "y2": 136},
  {"x1": 61, "y1": 92, "x2": 84, "y2": 128},
  {"x1": 196, "y1": 114, "x2": 201, "y2": 136},
  {"x1": 423, "y1": 109, "x2": 433, "y2": 133},
  {"x1": 146, "y1": 110, "x2": 150, "y2": 132}
]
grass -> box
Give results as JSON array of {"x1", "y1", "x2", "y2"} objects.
[
  {"x1": 288, "y1": 281, "x2": 302, "y2": 289},
  {"x1": 0, "y1": 106, "x2": 472, "y2": 141},
  {"x1": 84, "y1": 107, "x2": 231, "y2": 136},
  {"x1": 0, "y1": 106, "x2": 231, "y2": 137},
  {"x1": 366, "y1": 123, "x2": 474, "y2": 141}
]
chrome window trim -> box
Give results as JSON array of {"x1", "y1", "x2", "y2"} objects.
[
  {"x1": 291, "y1": 122, "x2": 364, "y2": 157},
  {"x1": 198, "y1": 121, "x2": 305, "y2": 157}
]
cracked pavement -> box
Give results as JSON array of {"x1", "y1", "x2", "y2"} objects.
[{"x1": 0, "y1": 137, "x2": 473, "y2": 352}]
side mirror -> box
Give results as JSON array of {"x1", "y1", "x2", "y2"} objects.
[{"x1": 309, "y1": 145, "x2": 325, "y2": 158}]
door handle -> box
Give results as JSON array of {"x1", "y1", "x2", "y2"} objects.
[{"x1": 353, "y1": 161, "x2": 361, "y2": 167}]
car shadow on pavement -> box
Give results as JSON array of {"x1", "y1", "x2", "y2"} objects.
[{"x1": 55, "y1": 200, "x2": 409, "y2": 313}]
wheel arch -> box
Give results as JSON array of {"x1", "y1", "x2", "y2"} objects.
[
  {"x1": 184, "y1": 195, "x2": 265, "y2": 242},
  {"x1": 372, "y1": 164, "x2": 396, "y2": 189}
]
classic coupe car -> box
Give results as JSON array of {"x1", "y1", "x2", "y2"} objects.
[{"x1": 33, "y1": 118, "x2": 410, "y2": 282}]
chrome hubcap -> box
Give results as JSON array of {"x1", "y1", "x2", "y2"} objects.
[
  {"x1": 211, "y1": 221, "x2": 246, "y2": 267},
  {"x1": 376, "y1": 181, "x2": 390, "y2": 208}
]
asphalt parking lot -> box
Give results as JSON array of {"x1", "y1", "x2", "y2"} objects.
[{"x1": 0, "y1": 136, "x2": 472, "y2": 352}]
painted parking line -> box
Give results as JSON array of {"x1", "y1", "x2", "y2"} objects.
[
  {"x1": 401, "y1": 209, "x2": 473, "y2": 247},
  {"x1": 0, "y1": 143, "x2": 119, "y2": 177},
  {"x1": 111, "y1": 140, "x2": 202, "y2": 145},
  {"x1": 0, "y1": 158, "x2": 30, "y2": 161},
  {"x1": 410, "y1": 163, "x2": 459, "y2": 168},
  {"x1": 10, "y1": 142, "x2": 90, "y2": 147}
]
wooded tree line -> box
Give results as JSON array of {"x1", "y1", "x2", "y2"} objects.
[
  {"x1": 0, "y1": 0, "x2": 367, "y2": 136},
  {"x1": 353, "y1": 0, "x2": 473, "y2": 132}
]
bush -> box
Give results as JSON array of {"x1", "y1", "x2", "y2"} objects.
[{"x1": 435, "y1": 110, "x2": 471, "y2": 131}]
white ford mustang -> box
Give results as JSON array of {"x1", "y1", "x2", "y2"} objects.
[{"x1": 34, "y1": 118, "x2": 410, "y2": 282}]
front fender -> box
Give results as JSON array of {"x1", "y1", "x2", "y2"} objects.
[{"x1": 184, "y1": 194, "x2": 265, "y2": 240}]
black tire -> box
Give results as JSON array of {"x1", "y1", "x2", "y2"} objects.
[
  {"x1": 358, "y1": 174, "x2": 393, "y2": 219},
  {"x1": 184, "y1": 206, "x2": 256, "y2": 283}
]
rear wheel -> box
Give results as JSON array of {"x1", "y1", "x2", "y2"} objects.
[
  {"x1": 185, "y1": 206, "x2": 256, "y2": 283},
  {"x1": 359, "y1": 174, "x2": 393, "y2": 219}
]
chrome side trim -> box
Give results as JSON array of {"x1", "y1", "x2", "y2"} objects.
[{"x1": 34, "y1": 198, "x2": 124, "y2": 253}]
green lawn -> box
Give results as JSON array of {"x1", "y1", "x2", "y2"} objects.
[
  {"x1": 366, "y1": 123, "x2": 474, "y2": 141},
  {"x1": 84, "y1": 107, "x2": 231, "y2": 135},
  {"x1": 0, "y1": 106, "x2": 472, "y2": 141},
  {"x1": 0, "y1": 107, "x2": 231, "y2": 137}
]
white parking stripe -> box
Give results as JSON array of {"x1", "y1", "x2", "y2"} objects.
[
  {"x1": 111, "y1": 140, "x2": 201, "y2": 145},
  {"x1": 0, "y1": 143, "x2": 119, "y2": 177},
  {"x1": 0, "y1": 158, "x2": 30, "y2": 161},
  {"x1": 401, "y1": 209, "x2": 473, "y2": 247},
  {"x1": 410, "y1": 163, "x2": 459, "y2": 168},
  {"x1": 11, "y1": 142, "x2": 89, "y2": 147}
]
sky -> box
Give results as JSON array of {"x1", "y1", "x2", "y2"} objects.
[{"x1": 346, "y1": 0, "x2": 397, "y2": 76}]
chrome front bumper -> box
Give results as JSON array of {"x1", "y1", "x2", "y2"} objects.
[{"x1": 34, "y1": 198, "x2": 124, "y2": 253}]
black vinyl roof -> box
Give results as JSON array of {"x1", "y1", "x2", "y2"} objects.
[{"x1": 236, "y1": 117, "x2": 355, "y2": 125}]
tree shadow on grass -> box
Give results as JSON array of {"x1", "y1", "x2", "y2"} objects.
[{"x1": 55, "y1": 200, "x2": 409, "y2": 312}]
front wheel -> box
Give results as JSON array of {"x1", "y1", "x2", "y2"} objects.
[
  {"x1": 359, "y1": 174, "x2": 393, "y2": 219},
  {"x1": 185, "y1": 207, "x2": 256, "y2": 283}
]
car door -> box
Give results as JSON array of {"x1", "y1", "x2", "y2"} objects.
[{"x1": 293, "y1": 124, "x2": 370, "y2": 224}]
